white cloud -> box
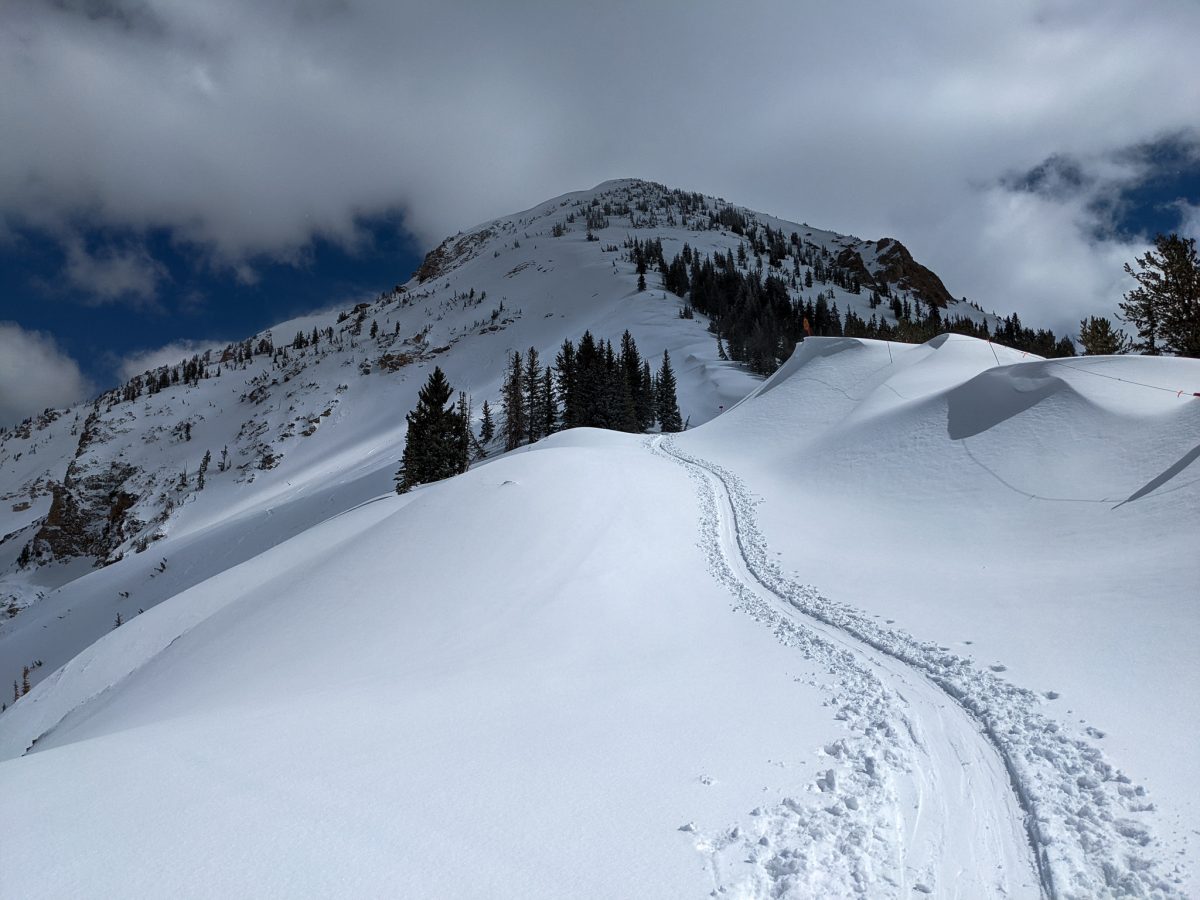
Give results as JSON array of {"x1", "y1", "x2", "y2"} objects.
[
  {"x1": 937, "y1": 185, "x2": 1144, "y2": 334},
  {"x1": 0, "y1": 322, "x2": 93, "y2": 426},
  {"x1": 1176, "y1": 202, "x2": 1200, "y2": 243},
  {"x1": 0, "y1": 0, "x2": 1196, "y2": 327},
  {"x1": 63, "y1": 236, "x2": 166, "y2": 304}
]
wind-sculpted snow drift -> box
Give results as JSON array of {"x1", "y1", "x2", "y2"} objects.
[{"x1": 672, "y1": 334, "x2": 1198, "y2": 896}]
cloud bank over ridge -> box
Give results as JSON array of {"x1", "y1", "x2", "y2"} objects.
[{"x1": 2, "y1": 1, "x2": 1197, "y2": 330}]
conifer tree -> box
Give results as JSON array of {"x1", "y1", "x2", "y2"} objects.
[
  {"x1": 539, "y1": 366, "x2": 557, "y2": 436},
  {"x1": 197, "y1": 450, "x2": 211, "y2": 489},
  {"x1": 555, "y1": 339, "x2": 578, "y2": 428},
  {"x1": 656, "y1": 350, "x2": 683, "y2": 432},
  {"x1": 619, "y1": 331, "x2": 648, "y2": 432},
  {"x1": 455, "y1": 391, "x2": 472, "y2": 473},
  {"x1": 638, "y1": 360, "x2": 655, "y2": 430},
  {"x1": 1078, "y1": 316, "x2": 1131, "y2": 355},
  {"x1": 502, "y1": 351, "x2": 526, "y2": 451},
  {"x1": 525, "y1": 347, "x2": 543, "y2": 444},
  {"x1": 479, "y1": 400, "x2": 495, "y2": 446},
  {"x1": 395, "y1": 367, "x2": 467, "y2": 493},
  {"x1": 596, "y1": 340, "x2": 629, "y2": 430},
  {"x1": 574, "y1": 332, "x2": 602, "y2": 428},
  {"x1": 1120, "y1": 233, "x2": 1200, "y2": 357}
]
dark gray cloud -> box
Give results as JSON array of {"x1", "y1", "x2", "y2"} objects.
[
  {"x1": 2, "y1": 0, "x2": 1198, "y2": 333},
  {"x1": 1006, "y1": 155, "x2": 1095, "y2": 200},
  {"x1": 45, "y1": 0, "x2": 168, "y2": 36}
]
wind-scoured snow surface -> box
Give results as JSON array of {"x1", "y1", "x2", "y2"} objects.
[{"x1": 1, "y1": 332, "x2": 1195, "y2": 897}]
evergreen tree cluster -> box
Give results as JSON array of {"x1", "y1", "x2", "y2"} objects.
[
  {"x1": 102, "y1": 320, "x2": 359, "y2": 412},
  {"x1": 500, "y1": 331, "x2": 682, "y2": 449},
  {"x1": 637, "y1": 239, "x2": 1077, "y2": 377},
  {"x1": 395, "y1": 335, "x2": 682, "y2": 493},
  {"x1": 986, "y1": 314, "x2": 1077, "y2": 359}
]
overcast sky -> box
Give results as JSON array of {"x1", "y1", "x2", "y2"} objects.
[{"x1": 2, "y1": 0, "x2": 1198, "y2": 424}]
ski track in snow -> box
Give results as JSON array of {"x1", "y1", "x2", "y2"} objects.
[{"x1": 650, "y1": 436, "x2": 1185, "y2": 899}]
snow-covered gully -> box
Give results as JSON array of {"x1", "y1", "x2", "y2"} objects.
[{"x1": 651, "y1": 436, "x2": 1182, "y2": 899}]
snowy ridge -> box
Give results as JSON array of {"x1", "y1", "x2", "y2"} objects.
[{"x1": 0, "y1": 333, "x2": 1193, "y2": 896}]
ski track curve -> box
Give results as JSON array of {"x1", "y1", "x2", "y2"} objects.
[{"x1": 649, "y1": 436, "x2": 1185, "y2": 899}]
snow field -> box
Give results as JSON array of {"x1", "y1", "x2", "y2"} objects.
[
  {"x1": 652, "y1": 436, "x2": 1042, "y2": 897},
  {"x1": 1, "y1": 437, "x2": 863, "y2": 898},
  {"x1": 676, "y1": 335, "x2": 1198, "y2": 895}
]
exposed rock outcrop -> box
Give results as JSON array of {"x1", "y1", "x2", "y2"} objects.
[
  {"x1": 871, "y1": 238, "x2": 955, "y2": 308},
  {"x1": 30, "y1": 463, "x2": 140, "y2": 565},
  {"x1": 414, "y1": 228, "x2": 494, "y2": 283}
]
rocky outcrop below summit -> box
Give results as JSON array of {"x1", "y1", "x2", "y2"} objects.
[{"x1": 871, "y1": 238, "x2": 955, "y2": 308}]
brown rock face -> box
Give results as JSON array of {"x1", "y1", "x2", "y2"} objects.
[
  {"x1": 414, "y1": 228, "x2": 494, "y2": 283},
  {"x1": 872, "y1": 238, "x2": 955, "y2": 309},
  {"x1": 834, "y1": 247, "x2": 874, "y2": 287},
  {"x1": 31, "y1": 463, "x2": 141, "y2": 565}
]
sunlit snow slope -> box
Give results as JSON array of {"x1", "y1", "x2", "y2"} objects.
[
  {"x1": 1, "y1": 334, "x2": 1195, "y2": 898},
  {"x1": 2, "y1": 179, "x2": 776, "y2": 695},
  {"x1": 1, "y1": 179, "x2": 993, "y2": 704},
  {"x1": 675, "y1": 334, "x2": 1199, "y2": 895}
]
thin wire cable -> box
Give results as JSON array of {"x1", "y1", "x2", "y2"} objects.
[
  {"x1": 1039, "y1": 358, "x2": 1197, "y2": 397},
  {"x1": 983, "y1": 343, "x2": 1196, "y2": 398}
]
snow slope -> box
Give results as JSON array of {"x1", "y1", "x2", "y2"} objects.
[
  {"x1": 674, "y1": 334, "x2": 1199, "y2": 895},
  {"x1": 3, "y1": 179, "x2": 991, "y2": 706},
  {"x1": 2, "y1": 179, "x2": 775, "y2": 695},
  {"x1": 4, "y1": 177, "x2": 1003, "y2": 705},
  {"x1": 0, "y1": 434, "x2": 855, "y2": 898},
  {"x1": 1, "y1": 334, "x2": 1194, "y2": 897},
  {"x1": 9, "y1": 177, "x2": 979, "y2": 700}
]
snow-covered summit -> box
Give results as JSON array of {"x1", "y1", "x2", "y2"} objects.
[{"x1": 0, "y1": 178, "x2": 987, "y2": 687}]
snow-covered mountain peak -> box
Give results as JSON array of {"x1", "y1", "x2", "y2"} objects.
[{"x1": 2, "y1": 180, "x2": 1196, "y2": 897}]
